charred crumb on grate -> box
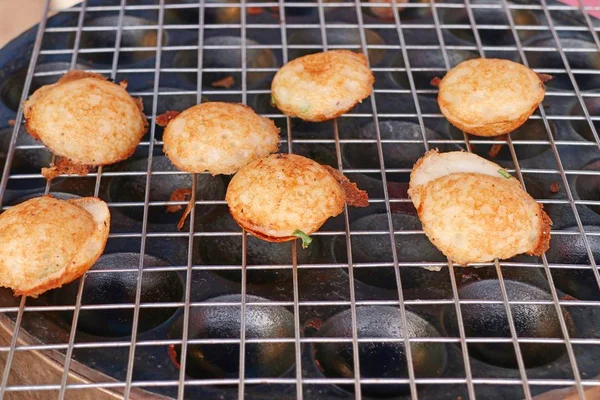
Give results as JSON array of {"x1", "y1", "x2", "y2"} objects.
[
  {"x1": 155, "y1": 110, "x2": 181, "y2": 127},
  {"x1": 166, "y1": 187, "x2": 192, "y2": 213},
  {"x1": 211, "y1": 75, "x2": 235, "y2": 88}
]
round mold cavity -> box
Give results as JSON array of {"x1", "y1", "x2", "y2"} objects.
[
  {"x1": 290, "y1": 142, "x2": 338, "y2": 168},
  {"x1": 526, "y1": 36, "x2": 600, "y2": 91},
  {"x1": 362, "y1": 0, "x2": 431, "y2": 21},
  {"x1": 443, "y1": 279, "x2": 572, "y2": 369},
  {"x1": 545, "y1": 225, "x2": 600, "y2": 301},
  {"x1": 390, "y1": 49, "x2": 479, "y2": 94},
  {"x1": 165, "y1": 0, "x2": 240, "y2": 24},
  {"x1": 569, "y1": 96, "x2": 600, "y2": 143},
  {"x1": 448, "y1": 119, "x2": 555, "y2": 163},
  {"x1": 169, "y1": 294, "x2": 295, "y2": 379},
  {"x1": 107, "y1": 155, "x2": 225, "y2": 225},
  {"x1": 0, "y1": 127, "x2": 52, "y2": 191},
  {"x1": 195, "y1": 213, "x2": 320, "y2": 284},
  {"x1": 141, "y1": 87, "x2": 199, "y2": 117},
  {"x1": 173, "y1": 36, "x2": 276, "y2": 89},
  {"x1": 574, "y1": 160, "x2": 600, "y2": 217},
  {"x1": 333, "y1": 213, "x2": 447, "y2": 290},
  {"x1": 1, "y1": 62, "x2": 88, "y2": 112},
  {"x1": 52, "y1": 252, "x2": 183, "y2": 337},
  {"x1": 441, "y1": 0, "x2": 538, "y2": 46},
  {"x1": 74, "y1": 15, "x2": 165, "y2": 65},
  {"x1": 263, "y1": 0, "x2": 344, "y2": 17},
  {"x1": 342, "y1": 120, "x2": 458, "y2": 181},
  {"x1": 314, "y1": 306, "x2": 446, "y2": 397},
  {"x1": 287, "y1": 28, "x2": 385, "y2": 66}
]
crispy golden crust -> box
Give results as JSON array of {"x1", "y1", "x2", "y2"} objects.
[
  {"x1": 226, "y1": 153, "x2": 346, "y2": 241},
  {"x1": 409, "y1": 150, "x2": 552, "y2": 265},
  {"x1": 437, "y1": 58, "x2": 545, "y2": 137},
  {"x1": 162, "y1": 102, "x2": 280, "y2": 175},
  {"x1": 41, "y1": 158, "x2": 91, "y2": 181},
  {"x1": 0, "y1": 195, "x2": 110, "y2": 297},
  {"x1": 532, "y1": 208, "x2": 552, "y2": 256},
  {"x1": 322, "y1": 165, "x2": 369, "y2": 207},
  {"x1": 271, "y1": 50, "x2": 374, "y2": 122},
  {"x1": 24, "y1": 71, "x2": 148, "y2": 166}
]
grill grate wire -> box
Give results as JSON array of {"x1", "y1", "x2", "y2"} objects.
[{"x1": 0, "y1": 0, "x2": 598, "y2": 399}]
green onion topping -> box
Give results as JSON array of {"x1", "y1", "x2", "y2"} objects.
[
  {"x1": 293, "y1": 229, "x2": 313, "y2": 249},
  {"x1": 498, "y1": 169, "x2": 511, "y2": 179},
  {"x1": 270, "y1": 94, "x2": 277, "y2": 106},
  {"x1": 300, "y1": 104, "x2": 311, "y2": 114}
]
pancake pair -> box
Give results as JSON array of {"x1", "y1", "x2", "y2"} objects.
[{"x1": 409, "y1": 150, "x2": 551, "y2": 265}]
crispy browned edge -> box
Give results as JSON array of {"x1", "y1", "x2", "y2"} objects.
[
  {"x1": 23, "y1": 70, "x2": 149, "y2": 167},
  {"x1": 272, "y1": 52, "x2": 375, "y2": 122},
  {"x1": 12, "y1": 196, "x2": 110, "y2": 298},
  {"x1": 277, "y1": 98, "x2": 369, "y2": 123},
  {"x1": 228, "y1": 210, "x2": 297, "y2": 243},
  {"x1": 41, "y1": 158, "x2": 91, "y2": 181},
  {"x1": 529, "y1": 205, "x2": 552, "y2": 256},
  {"x1": 321, "y1": 165, "x2": 369, "y2": 207},
  {"x1": 436, "y1": 67, "x2": 545, "y2": 137}
]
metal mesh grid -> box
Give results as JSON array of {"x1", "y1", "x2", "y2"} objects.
[{"x1": 0, "y1": 0, "x2": 598, "y2": 399}]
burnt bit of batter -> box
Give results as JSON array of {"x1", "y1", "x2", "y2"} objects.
[
  {"x1": 168, "y1": 344, "x2": 180, "y2": 369},
  {"x1": 119, "y1": 79, "x2": 128, "y2": 89},
  {"x1": 248, "y1": 6, "x2": 264, "y2": 15},
  {"x1": 156, "y1": 111, "x2": 181, "y2": 127},
  {"x1": 488, "y1": 142, "x2": 504, "y2": 159},
  {"x1": 212, "y1": 76, "x2": 236, "y2": 88},
  {"x1": 322, "y1": 165, "x2": 369, "y2": 207},
  {"x1": 537, "y1": 73, "x2": 554, "y2": 83},
  {"x1": 550, "y1": 182, "x2": 560, "y2": 194},
  {"x1": 41, "y1": 158, "x2": 91, "y2": 181},
  {"x1": 167, "y1": 188, "x2": 193, "y2": 213},
  {"x1": 177, "y1": 192, "x2": 195, "y2": 231},
  {"x1": 430, "y1": 77, "x2": 442, "y2": 87}
]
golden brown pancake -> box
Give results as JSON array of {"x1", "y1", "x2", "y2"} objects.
[
  {"x1": 408, "y1": 150, "x2": 551, "y2": 265},
  {"x1": 0, "y1": 195, "x2": 110, "y2": 297},
  {"x1": 162, "y1": 102, "x2": 280, "y2": 175},
  {"x1": 24, "y1": 71, "x2": 147, "y2": 166},
  {"x1": 437, "y1": 58, "x2": 545, "y2": 137},
  {"x1": 226, "y1": 154, "x2": 362, "y2": 243},
  {"x1": 271, "y1": 50, "x2": 374, "y2": 122}
]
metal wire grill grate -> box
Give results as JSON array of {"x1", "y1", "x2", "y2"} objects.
[{"x1": 0, "y1": 0, "x2": 599, "y2": 399}]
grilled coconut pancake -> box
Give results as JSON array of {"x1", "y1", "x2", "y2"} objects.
[
  {"x1": 436, "y1": 58, "x2": 546, "y2": 137},
  {"x1": 24, "y1": 71, "x2": 147, "y2": 166},
  {"x1": 271, "y1": 50, "x2": 374, "y2": 122},
  {"x1": 226, "y1": 153, "x2": 368, "y2": 244},
  {"x1": 162, "y1": 102, "x2": 280, "y2": 175},
  {"x1": 408, "y1": 150, "x2": 551, "y2": 265},
  {"x1": 0, "y1": 195, "x2": 110, "y2": 297}
]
